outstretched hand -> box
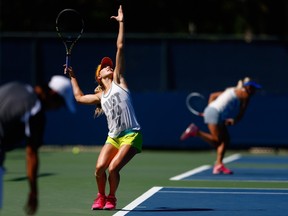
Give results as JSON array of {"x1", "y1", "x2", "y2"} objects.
[{"x1": 110, "y1": 5, "x2": 124, "y2": 22}]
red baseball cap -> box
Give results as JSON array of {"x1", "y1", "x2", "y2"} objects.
[{"x1": 95, "y1": 57, "x2": 114, "y2": 83}]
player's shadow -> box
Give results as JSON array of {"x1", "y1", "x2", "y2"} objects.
[{"x1": 5, "y1": 173, "x2": 56, "y2": 181}]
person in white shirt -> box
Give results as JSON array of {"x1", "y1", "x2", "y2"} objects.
[
  {"x1": 65, "y1": 5, "x2": 142, "y2": 211},
  {"x1": 180, "y1": 78, "x2": 261, "y2": 174}
]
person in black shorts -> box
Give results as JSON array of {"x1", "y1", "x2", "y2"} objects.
[{"x1": 0, "y1": 75, "x2": 75, "y2": 215}]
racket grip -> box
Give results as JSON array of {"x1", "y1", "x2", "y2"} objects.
[{"x1": 66, "y1": 54, "x2": 71, "y2": 69}]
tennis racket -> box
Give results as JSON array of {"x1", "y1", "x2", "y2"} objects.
[
  {"x1": 56, "y1": 9, "x2": 84, "y2": 69},
  {"x1": 186, "y1": 92, "x2": 207, "y2": 117}
]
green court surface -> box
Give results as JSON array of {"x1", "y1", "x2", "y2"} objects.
[{"x1": 2, "y1": 147, "x2": 288, "y2": 216}]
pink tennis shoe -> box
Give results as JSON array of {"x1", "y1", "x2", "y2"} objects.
[
  {"x1": 91, "y1": 193, "x2": 106, "y2": 210},
  {"x1": 91, "y1": 193, "x2": 117, "y2": 210},
  {"x1": 104, "y1": 195, "x2": 117, "y2": 210},
  {"x1": 180, "y1": 123, "x2": 199, "y2": 140},
  {"x1": 213, "y1": 164, "x2": 233, "y2": 175}
]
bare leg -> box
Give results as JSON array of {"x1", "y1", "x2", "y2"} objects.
[
  {"x1": 196, "y1": 124, "x2": 229, "y2": 165},
  {"x1": 107, "y1": 145, "x2": 138, "y2": 196},
  {"x1": 215, "y1": 126, "x2": 230, "y2": 165},
  {"x1": 196, "y1": 124, "x2": 223, "y2": 148},
  {"x1": 95, "y1": 144, "x2": 118, "y2": 195}
]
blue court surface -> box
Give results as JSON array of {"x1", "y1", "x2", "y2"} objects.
[
  {"x1": 114, "y1": 187, "x2": 288, "y2": 216},
  {"x1": 170, "y1": 153, "x2": 288, "y2": 182},
  {"x1": 113, "y1": 153, "x2": 288, "y2": 216}
]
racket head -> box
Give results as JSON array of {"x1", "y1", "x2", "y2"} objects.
[
  {"x1": 55, "y1": 8, "x2": 84, "y2": 54},
  {"x1": 186, "y1": 92, "x2": 206, "y2": 116}
]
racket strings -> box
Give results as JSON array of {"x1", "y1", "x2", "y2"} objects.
[
  {"x1": 56, "y1": 9, "x2": 84, "y2": 41},
  {"x1": 186, "y1": 92, "x2": 207, "y2": 116}
]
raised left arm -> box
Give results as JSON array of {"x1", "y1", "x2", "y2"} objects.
[{"x1": 111, "y1": 5, "x2": 127, "y2": 88}]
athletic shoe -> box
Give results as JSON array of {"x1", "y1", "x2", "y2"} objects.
[
  {"x1": 91, "y1": 193, "x2": 106, "y2": 210},
  {"x1": 213, "y1": 164, "x2": 233, "y2": 175},
  {"x1": 104, "y1": 195, "x2": 117, "y2": 210},
  {"x1": 180, "y1": 123, "x2": 199, "y2": 140}
]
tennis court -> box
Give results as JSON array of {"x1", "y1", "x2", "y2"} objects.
[
  {"x1": 114, "y1": 187, "x2": 288, "y2": 216},
  {"x1": 2, "y1": 147, "x2": 288, "y2": 216},
  {"x1": 114, "y1": 152, "x2": 288, "y2": 216}
]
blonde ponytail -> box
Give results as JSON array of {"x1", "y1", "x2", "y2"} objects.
[{"x1": 94, "y1": 85, "x2": 104, "y2": 118}]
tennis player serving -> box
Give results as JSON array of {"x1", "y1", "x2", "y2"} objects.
[
  {"x1": 180, "y1": 78, "x2": 261, "y2": 175},
  {"x1": 65, "y1": 5, "x2": 142, "y2": 210}
]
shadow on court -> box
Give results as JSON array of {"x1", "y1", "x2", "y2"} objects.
[{"x1": 5, "y1": 172, "x2": 56, "y2": 181}]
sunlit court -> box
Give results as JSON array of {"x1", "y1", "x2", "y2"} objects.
[
  {"x1": 112, "y1": 152, "x2": 288, "y2": 216},
  {"x1": 2, "y1": 148, "x2": 288, "y2": 216},
  {"x1": 2, "y1": 1, "x2": 288, "y2": 216}
]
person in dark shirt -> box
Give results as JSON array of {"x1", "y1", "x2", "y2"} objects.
[{"x1": 0, "y1": 75, "x2": 75, "y2": 215}]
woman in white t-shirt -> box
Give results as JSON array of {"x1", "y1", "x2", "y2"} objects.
[
  {"x1": 180, "y1": 78, "x2": 261, "y2": 175},
  {"x1": 66, "y1": 5, "x2": 142, "y2": 211}
]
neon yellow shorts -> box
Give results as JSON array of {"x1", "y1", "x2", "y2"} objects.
[{"x1": 106, "y1": 130, "x2": 143, "y2": 153}]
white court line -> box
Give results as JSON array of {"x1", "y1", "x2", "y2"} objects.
[
  {"x1": 170, "y1": 153, "x2": 242, "y2": 181},
  {"x1": 170, "y1": 165, "x2": 211, "y2": 180},
  {"x1": 223, "y1": 153, "x2": 242, "y2": 163},
  {"x1": 113, "y1": 186, "x2": 162, "y2": 216}
]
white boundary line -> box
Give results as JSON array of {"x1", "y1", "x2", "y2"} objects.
[
  {"x1": 170, "y1": 153, "x2": 242, "y2": 181},
  {"x1": 223, "y1": 153, "x2": 242, "y2": 163},
  {"x1": 170, "y1": 165, "x2": 211, "y2": 180},
  {"x1": 113, "y1": 186, "x2": 162, "y2": 216}
]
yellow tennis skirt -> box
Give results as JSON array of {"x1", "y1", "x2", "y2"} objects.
[{"x1": 106, "y1": 130, "x2": 143, "y2": 153}]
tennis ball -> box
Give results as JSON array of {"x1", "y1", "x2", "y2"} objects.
[{"x1": 72, "y1": 147, "x2": 80, "y2": 154}]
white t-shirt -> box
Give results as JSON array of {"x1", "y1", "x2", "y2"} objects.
[
  {"x1": 101, "y1": 82, "x2": 141, "y2": 138},
  {"x1": 209, "y1": 88, "x2": 240, "y2": 120}
]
